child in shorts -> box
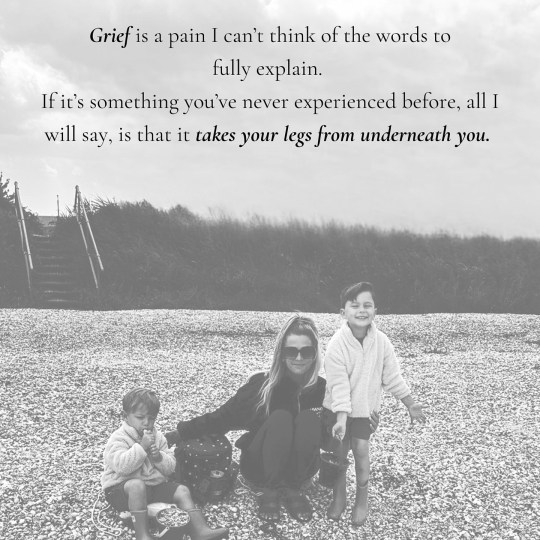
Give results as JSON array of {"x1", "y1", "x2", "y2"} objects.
[
  {"x1": 323, "y1": 282, "x2": 427, "y2": 526},
  {"x1": 101, "y1": 388, "x2": 228, "y2": 540}
]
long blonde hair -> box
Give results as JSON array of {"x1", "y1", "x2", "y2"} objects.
[{"x1": 257, "y1": 314, "x2": 322, "y2": 417}]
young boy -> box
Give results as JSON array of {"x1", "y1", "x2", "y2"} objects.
[
  {"x1": 323, "y1": 282, "x2": 426, "y2": 526},
  {"x1": 102, "y1": 387, "x2": 228, "y2": 540}
]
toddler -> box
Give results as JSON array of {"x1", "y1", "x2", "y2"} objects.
[
  {"x1": 323, "y1": 282, "x2": 427, "y2": 526},
  {"x1": 102, "y1": 387, "x2": 228, "y2": 540}
]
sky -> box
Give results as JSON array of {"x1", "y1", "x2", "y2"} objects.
[{"x1": 0, "y1": 0, "x2": 539, "y2": 238}]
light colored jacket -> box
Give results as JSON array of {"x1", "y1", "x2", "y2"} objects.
[
  {"x1": 101, "y1": 421, "x2": 176, "y2": 490},
  {"x1": 323, "y1": 321, "x2": 410, "y2": 417}
]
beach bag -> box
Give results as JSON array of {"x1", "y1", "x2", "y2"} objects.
[{"x1": 174, "y1": 434, "x2": 236, "y2": 504}]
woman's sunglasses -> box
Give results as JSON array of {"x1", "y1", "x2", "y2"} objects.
[{"x1": 282, "y1": 346, "x2": 316, "y2": 360}]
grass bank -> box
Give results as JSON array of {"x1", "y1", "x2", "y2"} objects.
[{"x1": 54, "y1": 200, "x2": 540, "y2": 313}]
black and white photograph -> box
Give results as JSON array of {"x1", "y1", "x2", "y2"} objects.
[{"x1": 1, "y1": 1, "x2": 539, "y2": 539}]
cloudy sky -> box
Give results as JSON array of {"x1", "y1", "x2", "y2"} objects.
[{"x1": 1, "y1": 0, "x2": 539, "y2": 238}]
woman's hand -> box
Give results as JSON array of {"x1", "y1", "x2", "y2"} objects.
[
  {"x1": 165, "y1": 429, "x2": 180, "y2": 447},
  {"x1": 369, "y1": 410, "x2": 380, "y2": 432}
]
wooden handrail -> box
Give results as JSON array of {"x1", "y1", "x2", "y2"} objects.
[
  {"x1": 73, "y1": 185, "x2": 104, "y2": 289},
  {"x1": 13, "y1": 182, "x2": 33, "y2": 295}
]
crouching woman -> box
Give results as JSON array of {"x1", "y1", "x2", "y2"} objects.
[{"x1": 167, "y1": 314, "x2": 326, "y2": 523}]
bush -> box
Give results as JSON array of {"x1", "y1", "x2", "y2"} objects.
[
  {"x1": 0, "y1": 175, "x2": 41, "y2": 307},
  {"x1": 51, "y1": 199, "x2": 540, "y2": 313}
]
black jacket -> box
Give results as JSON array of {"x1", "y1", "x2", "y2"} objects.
[{"x1": 176, "y1": 372, "x2": 326, "y2": 449}]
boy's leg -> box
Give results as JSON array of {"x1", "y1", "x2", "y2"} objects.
[
  {"x1": 350, "y1": 437, "x2": 370, "y2": 526},
  {"x1": 327, "y1": 436, "x2": 350, "y2": 520},
  {"x1": 170, "y1": 483, "x2": 196, "y2": 510},
  {"x1": 123, "y1": 479, "x2": 153, "y2": 540},
  {"x1": 123, "y1": 478, "x2": 148, "y2": 511},
  {"x1": 184, "y1": 507, "x2": 229, "y2": 540},
  {"x1": 155, "y1": 482, "x2": 229, "y2": 540},
  {"x1": 150, "y1": 481, "x2": 195, "y2": 510}
]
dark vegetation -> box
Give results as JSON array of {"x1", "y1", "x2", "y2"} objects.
[
  {"x1": 52, "y1": 199, "x2": 540, "y2": 313},
  {"x1": 2, "y1": 183, "x2": 539, "y2": 312},
  {"x1": 0, "y1": 173, "x2": 41, "y2": 307}
]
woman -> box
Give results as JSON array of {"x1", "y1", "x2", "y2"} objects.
[
  {"x1": 166, "y1": 314, "x2": 378, "y2": 523},
  {"x1": 166, "y1": 314, "x2": 323, "y2": 522}
]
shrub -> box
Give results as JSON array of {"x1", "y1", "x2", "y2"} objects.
[{"x1": 51, "y1": 199, "x2": 540, "y2": 313}]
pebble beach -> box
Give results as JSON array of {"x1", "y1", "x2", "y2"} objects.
[{"x1": 1, "y1": 309, "x2": 539, "y2": 540}]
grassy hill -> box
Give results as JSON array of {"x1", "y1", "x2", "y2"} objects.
[
  {"x1": 2, "y1": 195, "x2": 540, "y2": 312},
  {"x1": 54, "y1": 199, "x2": 540, "y2": 313}
]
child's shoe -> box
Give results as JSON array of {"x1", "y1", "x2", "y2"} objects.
[
  {"x1": 351, "y1": 481, "x2": 368, "y2": 527},
  {"x1": 326, "y1": 468, "x2": 347, "y2": 521},
  {"x1": 130, "y1": 510, "x2": 154, "y2": 540},
  {"x1": 186, "y1": 508, "x2": 229, "y2": 540}
]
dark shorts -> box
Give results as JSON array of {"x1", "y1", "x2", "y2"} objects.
[
  {"x1": 322, "y1": 407, "x2": 372, "y2": 446},
  {"x1": 104, "y1": 480, "x2": 181, "y2": 512}
]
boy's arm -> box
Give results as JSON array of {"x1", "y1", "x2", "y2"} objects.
[
  {"x1": 151, "y1": 431, "x2": 176, "y2": 476},
  {"x1": 104, "y1": 438, "x2": 148, "y2": 475},
  {"x1": 381, "y1": 339, "x2": 411, "y2": 399},
  {"x1": 400, "y1": 395, "x2": 427, "y2": 424},
  {"x1": 324, "y1": 346, "x2": 352, "y2": 414},
  {"x1": 382, "y1": 339, "x2": 426, "y2": 423}
]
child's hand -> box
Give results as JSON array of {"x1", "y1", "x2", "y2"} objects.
[
  {"x1": 140, "y1": 431, "x2": 155, "y2": 450},
  {"x1": 149, "y1": 444, "x2": 162, "y2": 461},
  {"x1": 407, "y1": 402, "x2": 427, "y2": 425},
  {"x1": 332, "y1": 418, "x2": 347, "y2": 441}
]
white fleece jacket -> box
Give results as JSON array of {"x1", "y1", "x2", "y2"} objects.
[
  {"x1": 101, "y1": 421, "x2": 176, "y2": 490},
  {"x1": 323, "y1": 321, "x2": 410, "y2": 417}
]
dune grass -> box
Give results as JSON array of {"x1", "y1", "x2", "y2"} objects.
[{"x1": 52, "y1": 199, "x2": 540, "y2": 313}]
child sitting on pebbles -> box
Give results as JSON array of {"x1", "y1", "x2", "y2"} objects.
[
  {"x1": 323, "y1": 282, "x2": 427, "y2": 527},
  {"x1": 101, "y1": 387, "x2": 228, "y2": 540}
]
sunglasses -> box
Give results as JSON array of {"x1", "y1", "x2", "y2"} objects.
[{"x1": 282, "y1": 346, "x2": 316, "y2": 360}]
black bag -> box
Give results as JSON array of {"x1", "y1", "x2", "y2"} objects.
[{"x1": 174, "y1": 434, "x2": 236, "y2": 505}]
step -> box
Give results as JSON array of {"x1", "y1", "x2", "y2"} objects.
[
  {"x1": 33, "y1": 267, "x2": 73, "y2": 281},
  {"x1": 40, "y1": 290, "x2": 80, "y2": 299},
  {"x1": 33, "y1": 250, "x2": 64, "y2": 257},
  {"x1": 31, "y1": 236, "x2": 63, "y2": 247},
  {"x1": 37, "y1": 298, "x2": 80, "y2": 309},
  {"x1": 32, "y1": 234, "x2": 54, "y2": 241},
  {"x1": 34, "y1": 278, "x2": 74, "y2": 286},
  {"x1": 33, "y1": 244, "x2": 70, "y2": 251},
  {"x1": 37, "y1": 216, "x2": 58, "y2": 228},
  {"x1": 35, "y1": 280, "x2": 76, "y2": 288},
  {"x1": 39, "y1": 291, "x2": 78, "y2": 299},
  {"x1": 38, "y1": 263, "x2": 67, "y2": 270},
  {"x1": 32, "y1": 244, "x2": 67, "y2": 253},
  {"x1": 35, "y1": 255, "x2": 71, "y2": 263}
]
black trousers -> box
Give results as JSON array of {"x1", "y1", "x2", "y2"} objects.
[{"x1": 240, "y1": 409, "x2": 322, "y2": 489}]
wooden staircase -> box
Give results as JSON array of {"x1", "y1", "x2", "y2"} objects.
[
  {"x1": 14, "y1": 186, "x2": 103, "y2": 309},
  {"x1": 32, "y1": 219, "x2": 80, "y2": 309}
]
